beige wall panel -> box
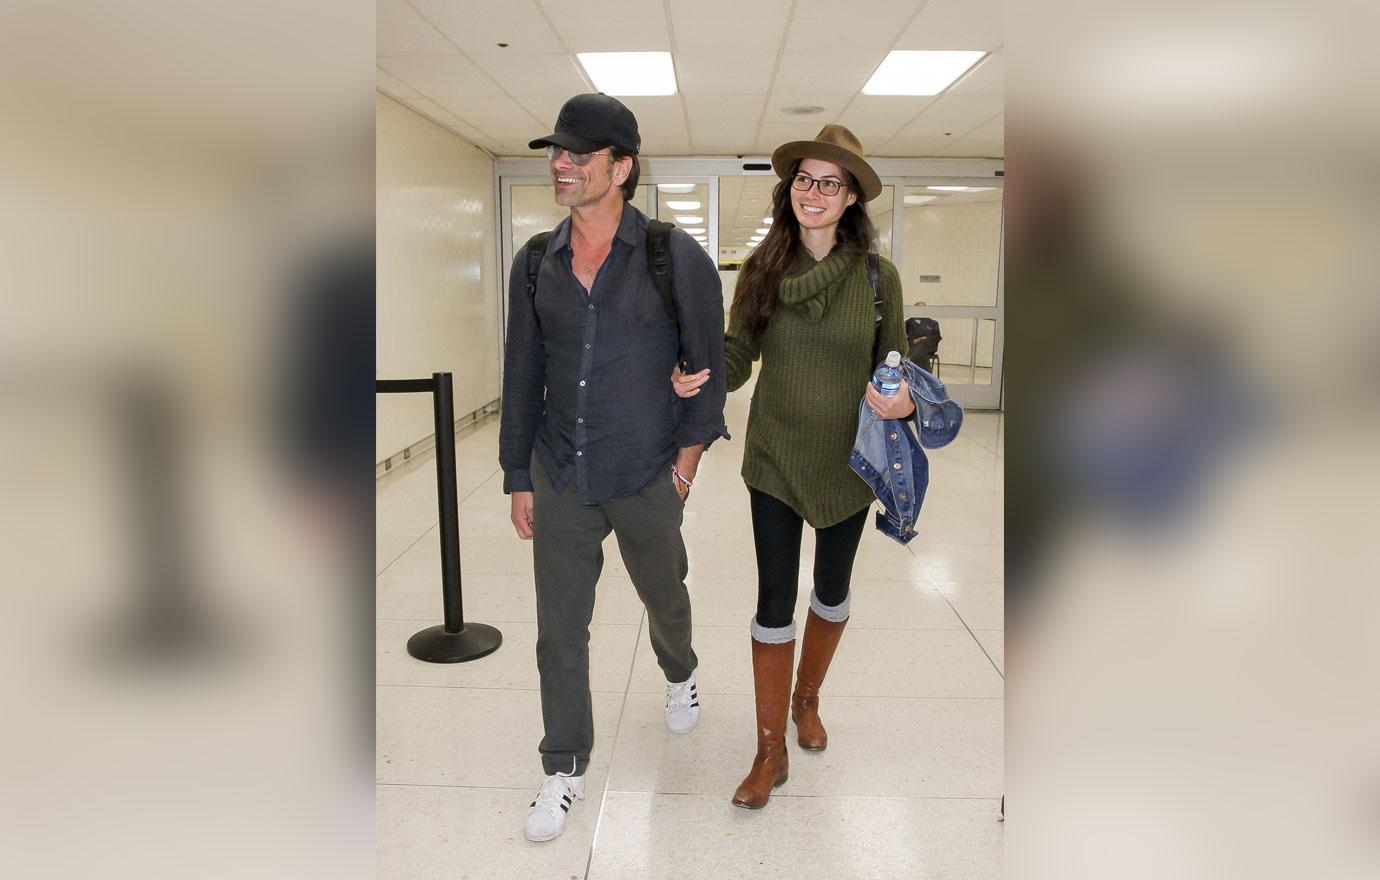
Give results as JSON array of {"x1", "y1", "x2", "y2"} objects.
[{"x1": 376, "y1": 92, "x2": 500, "y2": 461}]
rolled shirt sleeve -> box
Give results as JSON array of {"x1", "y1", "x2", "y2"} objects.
[{"x1": 669, "y1": 229, "x2": 730, "y2": 449}]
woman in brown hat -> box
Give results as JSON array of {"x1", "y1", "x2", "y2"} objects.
[{"x1": 674, "y1": 125, "x2": 914, "y2": 808}]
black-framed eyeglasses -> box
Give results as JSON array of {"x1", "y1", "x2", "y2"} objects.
[
  {"x1": 791, "y1": 173, "x2": 846, "y2": 197},
  {"x1": 546, "y1": 145, "x2": 610, "y2": 166}
]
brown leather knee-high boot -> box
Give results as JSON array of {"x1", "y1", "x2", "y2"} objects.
[
  {"x1": 731, "y1": 638, "x2": 794, "y2": 809},
  {"x1": 791, "y1": 609, "x2": 848, "y2": 750}
]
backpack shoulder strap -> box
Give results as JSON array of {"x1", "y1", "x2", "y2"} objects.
[
  {"x1": 645, "y1": 219, "x2": 676, "y2": 322},
  {"x1": 524, "y1": 232, "x2": 551, "y2": 299},
  {"x1": 868, "y1": 252, "x2": 883, "y2": 367}
]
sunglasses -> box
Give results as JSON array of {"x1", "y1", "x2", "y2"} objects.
[
  {"x1": 791, "y1": 173, "x2": 847, "y2": 197},
  {"x1": 546, "y1": 145, "x2": 611, "y2": 166}
]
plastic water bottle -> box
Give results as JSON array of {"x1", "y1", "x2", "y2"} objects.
[{"x1": 873, "y1": 350, "x2": 903, "y2": 397}]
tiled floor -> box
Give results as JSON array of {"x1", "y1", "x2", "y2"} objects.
[{"x1": 377, "y1": 380, "x2": 1004, "y2": 878}]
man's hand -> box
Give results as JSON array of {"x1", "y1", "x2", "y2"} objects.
[
  {"x1": 510, "y1": 491, "x2": 535, "y2": 539},
  {"x1": 671, "y1": 365, "x2": 710, "y2": 398},
  {"x1": 673, "y1": 444, "x2": 704, "y2": 502},
  {"x1": 865, "y1": 379, "x2": 917, "y2": 420}
]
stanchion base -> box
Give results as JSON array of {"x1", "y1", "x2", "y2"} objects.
[{"x1": 407, "y1": 623, "x2": 502, "y2": 664}]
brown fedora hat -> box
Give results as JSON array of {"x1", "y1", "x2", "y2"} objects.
[{"x1": 771, "y1": 124, "x2": 882, "y2": 202}]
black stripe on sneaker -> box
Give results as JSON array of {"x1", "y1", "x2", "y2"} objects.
[
  {"x1": 530, "y1": 801, "x2": 536, "y2": 807},
  {"x1": 562, "y1": 795, "x2": 572, "y2": 804},
  {"x1": 690, "y1": 701, "x2": 699, "y2": 707},
  {"x1": 560, "y1": 803, "x2": 569, "y2": 812}
]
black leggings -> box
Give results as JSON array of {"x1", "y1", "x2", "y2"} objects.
[{"x1": 748, "y1": 488, "x2": 869, "y2": 629}]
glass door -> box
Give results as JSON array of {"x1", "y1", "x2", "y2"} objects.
[{"x1": 892, "y1": 179, "x2": 1004, "y2": 410}]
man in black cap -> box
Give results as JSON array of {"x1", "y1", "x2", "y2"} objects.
[{"x1": 498, "y1": 93, "x2": 728, "y2": 842}]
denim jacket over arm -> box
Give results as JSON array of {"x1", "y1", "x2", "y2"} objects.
[{"x1": 849, "y1": 358, "x2": 964, "y2": 544}]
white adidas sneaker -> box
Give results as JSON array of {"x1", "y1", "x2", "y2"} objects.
[
  {"x1": 523, "y1": 771, "x2": 585, "y2": 842},
  {"x1": 665, "y1": 673, "x2": 700, "y2": 733}
]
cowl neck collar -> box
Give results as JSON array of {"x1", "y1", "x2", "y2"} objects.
[{"x1": 777, "y1": 248, "x2": 859, "y2": 322}]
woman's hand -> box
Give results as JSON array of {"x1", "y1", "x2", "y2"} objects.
[
  {"x1": 865, "y1": 378, "x2": 917, "y2": 419},
  {"x1": 671, "y1": 365, "x2": 711, "y2": 398}
]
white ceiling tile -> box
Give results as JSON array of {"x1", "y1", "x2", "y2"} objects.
[
  {"x1": 377, "y1": 67, "x2": 419, "y2": 98},
  {"x1": 615, "y1": 96, "x2": 689, "y2": 139},
  {"x1": 784, "y1": 20, "x2": 909, "y2": 52},
  {"x1": 640, "y1": 137, "x2": 694, "y2": 156},
  {"x1": 933, "y1": 136, "x2": 1003, "y2": 158},
  {"x1": 676, "y1": 53, "x2": 776, "y2": 95},
  {"x1": 838, "y1": 94, "x2": 937, "y2": 125},
  {"x1": 670, "y1": 0, "x2": 793, "y2": 52},
  {"x1": 689, "y1": 124, "x2": 759, "y2": 152},
  {"x1": 900, "y1": 95, "x2": 1003, "y2": 136},
  {"x1": 763, "y1": 89, "x2": 852, "y2": 119},
  {"x1": 513, "y1": 93, "x2": 573, "y2": 127},
  {"x1": 403, "y1": 98, "x2": 464, "y2": 128},
  {"x1": 433, "y1": 95, "x2": 545, "y2": 131},
  {"x1": 542, "y1": 0, "x2": 670, "y2": 53},
  {"x1": 918, "y1": 0, "x2": 1003, "y2": 21},
  {"x1": 895, "y1": 17, "x2": 1003, "y2": 50},
  {"x1": 410, "y1": 0, "x2": 564, "y2": 55},
  {"x1": 965, "y1": 114, "x2": 1004, "y2": 140},
  {"x1": 378, "y1": 55, "x2": 504, "y2": 98},
  {"x1": 946, "y1": 51, "x2": 1003, "y2": 96},
  {"x1": 683, "y1": 95, "x2": 766, "y2": 126},
  {"x1": 472, "y1": 53, "x2": 590, "y2": 95},
  {"x1": 794, "y1": 0, "x2": 927, "y2": 17},
  {"x1": 377, "y1": 0, "x2": 457, "y2": 56},
  {"x1": 757, "y1": 121, "x2": 842, "y2": 148},
  {"x1": 773, "y1": 51, "x2": 884, "y2": 91}
]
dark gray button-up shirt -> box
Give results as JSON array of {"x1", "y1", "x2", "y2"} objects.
[{"x1": 500, "y1": 204, "x2": 728, "y2": 505}]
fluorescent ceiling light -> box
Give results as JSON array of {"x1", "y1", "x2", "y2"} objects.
[
  {"x1": 674, "y1": 215, "x2": 703, "y2": 224},
  {"x1": 577, "y1": 52, "x2": 677, "y2": 96},
  {"x1": 862, "y1": 50, "x2": 986, "y2": 96},
  {"x1": 927, "y1": 186, "x2": 969, "y2": 191},
  {"x1": 658, "y1": 183, "x2": 695, "y2": 192},
  {"x1": 762, "y1": 217, "x2": 773, "y2": 224},
  {"x1": 665, "y1": 200, "x2": 701, "y2": 210},
  {"x1": 904, "y1": 195, "x2": 938, "y2": 205},
  {"x1": 685, "y1": 227, "x2": 706, "y2": 234},
  {"x1": 755, "y1": 227, "x2": 770, "y2": 235}
]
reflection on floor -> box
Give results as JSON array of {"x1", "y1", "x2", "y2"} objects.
[{"x1": 377, "y1": 386, "x2": 1004, "y2": 879}]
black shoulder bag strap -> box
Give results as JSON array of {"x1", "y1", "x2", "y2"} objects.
[
  {"x1": 524, "y1": 231, "x2": 552, "y2": 330},
  {"x1": 645, "y1": 219, "x2": 677, "y2": 322},
  {"x1": 868, "y1": 252, "x2": 884, "y2": 369}
]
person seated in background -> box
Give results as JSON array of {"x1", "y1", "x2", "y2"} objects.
[{"x1": 905, "y1": 315, "x2": 942, "y2": 374}]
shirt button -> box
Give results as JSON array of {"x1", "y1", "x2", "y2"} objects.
[
  {"x1": 587, "y1": 304, "x2": 594, "y2": 311},
  {"x1": 585, "y1": 343, "x2": 591, "y2": 349},
  {"x1": 892, "y1": 462, "x2": 902, "y2": 470},
  {"x1": 899, "y1": 493, "x2": 908, "y2": 501},
  {"x1": 577, "y1": 417, "x2": 584, "y2": 424},
  {"x1": 579, "y1": 380, "x2": 586, "y2": 387},
  {"x1": 888, "y1": 432, "x2": 897, "y2": 440},
  {"x1": 576, "y1": 450, "x2": 583, "y2": 456}
]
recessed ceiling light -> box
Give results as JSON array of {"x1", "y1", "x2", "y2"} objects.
[
  {"x1": 576, "y1": 52, "x2": 677, "y2": 96},
  {"x1": 685, "y1": 227, "x2": 706, "y2": 234},
  {"x1": 674, "y1": 215, "x2": 703, "y2": 224},
  {"x1": 904, "y1": 195, "x2": 938, "y2": 205},
  {"x1": 658, "y1": 183, "x2": 696, "y2": 193},
  {"x1": 782, "y1": 105, "x2": 824, "y2": 115},
  {"x1": 665, "y1": 200, "x2": 701, "y2": 210},
  {"x1": 927, "y1": 186, "x2": 969, "y2": 191},
  {"x1": 862, "y1": 50, "x2": 986, "y2": 96}
]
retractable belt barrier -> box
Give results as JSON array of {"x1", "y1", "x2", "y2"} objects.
[{"x1": 377, "y1": 372, "x2": 501, "y2": 663}]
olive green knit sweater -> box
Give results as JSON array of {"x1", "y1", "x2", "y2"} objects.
[{"x1": 725, "y1": 248, "x2": 906, "y2": 528}]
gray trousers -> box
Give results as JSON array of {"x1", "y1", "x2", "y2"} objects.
[{"x1": 531, "y1": 458, "x2": 698, "y2": 776}]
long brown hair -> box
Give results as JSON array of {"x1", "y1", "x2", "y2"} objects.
[{"x1": 732, "y1": 159, "x2": 878, "y2": 340}]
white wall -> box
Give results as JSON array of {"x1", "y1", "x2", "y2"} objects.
[{"x1": 376, "y1": 92, "x2": 501, "y2": 461}]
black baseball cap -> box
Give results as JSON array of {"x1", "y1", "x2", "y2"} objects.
[{"x1": 529, "y1": 93, "x2": 641, "y2": 155}]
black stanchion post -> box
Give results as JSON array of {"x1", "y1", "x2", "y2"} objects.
[
  {"x1": 432, "y1": 371, "x2": 464, "y2": 632},
  {"x1": 397, "y1": 371, "x2": 502, "y2": 663}
]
